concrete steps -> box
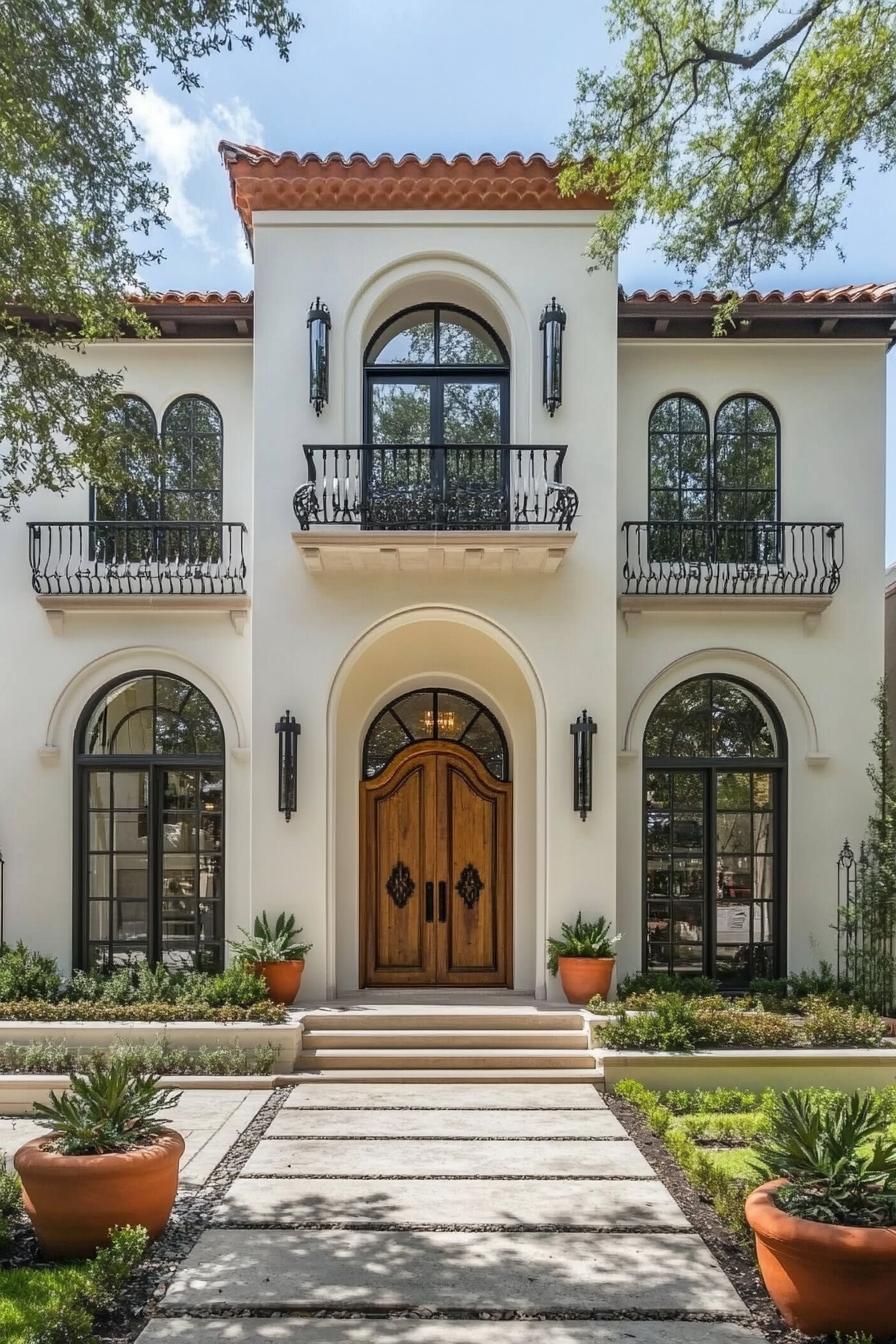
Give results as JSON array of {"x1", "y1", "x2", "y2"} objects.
[{"x1": 295, "y1": 1005, "x2": 601, "y2": 1083}]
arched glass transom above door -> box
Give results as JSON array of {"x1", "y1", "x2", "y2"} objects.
[
  {"x1": 76, "y1": 673, "x2": 225, "y2": 973},
  {"x1": 363, "y1": 305, "x2": 510, "y2": 530},
  {"x1": 643, "y1": 676, "x2": 786, "y2": 986},
  {"x1": 363, "y1": 688, "x2": 508, "y2": 781}
]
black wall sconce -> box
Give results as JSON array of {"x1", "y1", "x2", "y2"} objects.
[
  {"x1": 275, "y1": 710, "x2": 301, "y2": 821},
  {"x1": 539, "y1": 297, "x2": 566, "y2": 416},
  {"x1": 570, "y1": 709, "x2": 596, "y2": 821},
  {"x1": 307, "y1": 297, "x2": 331, "y2": 416}
]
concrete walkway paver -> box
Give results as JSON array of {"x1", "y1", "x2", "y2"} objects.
[
  {"x1": 214, "y1": 1175, "x2": 690, "y2": 1226},
  {"x1": 142, "y1": 1081, "x2": 766, "y2": 1343},
  {"x1": 140, "y1": 1324, "x2": 768, "y2": 1344}
]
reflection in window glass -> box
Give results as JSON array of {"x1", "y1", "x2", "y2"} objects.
[
  {"x1": 438, "y1": 313, "x2": 502, "y2": 364},
  {"x1": 643, "y1": 677, "x2": 784, "y2": 986},
  {"x1": 368, "y1": 311, "x2": 436, "y2": 365}
]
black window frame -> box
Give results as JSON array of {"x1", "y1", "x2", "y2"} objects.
[
  {"x1": 73, "y1": 671, "x2": 226, "y2": 973},
  {"x1": 646, "y1": 391, "x2": 781, "y2": 563},
  {"x1": 642, "y1": 675, "x2": 787, "y2": 986}
]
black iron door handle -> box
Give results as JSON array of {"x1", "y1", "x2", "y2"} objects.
[
  {"x1": 438, "y1": 881, "x2": 447, "y2": 922},
  {"x1": 425, "y1": 882, "x2": 434, "y2": 923}
]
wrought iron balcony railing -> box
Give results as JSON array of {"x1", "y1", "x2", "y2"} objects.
[
  {"x1": 621, "y1": 520, "x2": 844, "y2": 597},
  {"x1": 28, "y1": 521, "x2": 248, "y2": 596},
  {"x1": 293, "y1": 444, "x2": 578, "y2": 532}
]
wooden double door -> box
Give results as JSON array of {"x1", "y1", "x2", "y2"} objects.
[{"x1": 360, "y1": 741, "x2": 512, "y2": 987}]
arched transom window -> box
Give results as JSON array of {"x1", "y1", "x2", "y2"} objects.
[
  {"x1": 363, "y1": 688, "x2": 508, "y2": 781},
  {"x1": 77, "y1": 673, "x2": 225, "y2": 972},
  {"x1": 643, "y1": 676, "x2": 785, "y2": 986}
]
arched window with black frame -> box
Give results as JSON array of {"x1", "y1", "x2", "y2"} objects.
[
  {"x1": 363, "y1": 688, "x2": 508, "y2": 782},
  {"x1": 713, "y1": 394, "x2": 780, "y2": 563},
  {"x1": 75, "y1": 673, "x2": 225, "y2": 972},
  {"x1": 93, "y1": 395, "x2": 160, "y2": 524},
  {"x1": 363, "y1": 304, "x2": 510, "y2": 530},
  {"x1": 647, "y1": 394, "x2": 711, "y2": 561},
  {"x1": 643, "y1": 675, "x2": 786, "y2": 986}
]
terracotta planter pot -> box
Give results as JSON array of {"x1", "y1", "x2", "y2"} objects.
[
  {"x1": 557, "y1": 956, "x2": 615, "y2": 1004},
  {"x1": 252, "y1": 959, "x2": 304, "y2": 1004},
  {"x1": 745, "y1": 1178, "x2": 896, "y2": 1340},
  {"x1": 14, "y1": 1128, "x2": 184, "y2": 1260}
]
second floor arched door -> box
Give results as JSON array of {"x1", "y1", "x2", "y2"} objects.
[{"x1": 363, "y1": 304, "x2": 510, "y2": 530}]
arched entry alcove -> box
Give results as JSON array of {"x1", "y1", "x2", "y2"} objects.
[{"x1": 328, "y1": 609, "x2": 543, "y2": 996}]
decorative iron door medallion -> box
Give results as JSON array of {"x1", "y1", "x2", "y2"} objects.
[
  {"x1": 386, "y1": 860, "x2": 415, "y2": 909},
  {"x1": 456, "y1": 862, "x2": 484, "y2": 911}
]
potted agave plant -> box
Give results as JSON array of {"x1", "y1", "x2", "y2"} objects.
[
  {"x1": 745, "y1": 1088, "x2": 896, "y2": 1340},
  {"x1": 230, "y1": 910, "x2": 312, "y2": 1004},
  {"x1": 547, "y1": 912, "x2": 621, "y2": 1004},
  {"x1": 14, "y1": 1059, "x2": 183, "y2": 1259}
]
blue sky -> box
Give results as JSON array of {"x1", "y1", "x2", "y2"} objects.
[{"x1": 135, "y1": 0, "x2": 896, "y2": 558}]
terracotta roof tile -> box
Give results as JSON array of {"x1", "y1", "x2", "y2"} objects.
[
  {"x1": 137, "y1": 290, "x2": 253, "y2": 306},
  {"x1": 219, "y1": 142, "x2": 608, "y2": 235},
  {"x1": 622, "y1": 283, "x2": 896, "y2": 306}
]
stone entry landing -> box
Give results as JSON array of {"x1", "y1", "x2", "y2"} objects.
[{"x1": 140, "y1": 1082, "x2": 767, "y2": 1344}]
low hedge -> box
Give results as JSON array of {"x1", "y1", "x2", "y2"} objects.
[
  {"x1": 597, "y1": 992, "x2": 885, "y2": 1052},
  {"x1": 0, "y1": 999, "x2": 286, "y2": 1023},
  {"x1": 614, "y1": 1078, "x2": 754, "y2": 1237},
  {"x1": 0, "y1": 1039, "x2": 278, "y2": 1076}
]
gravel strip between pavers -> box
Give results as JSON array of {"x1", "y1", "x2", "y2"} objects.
[
  {"x1": 100, "y1": 1087, "x2": 291, "y2": 1343},
  {"x1": 604, "y1": 1092, "x2": 835, "y2": 1344}
]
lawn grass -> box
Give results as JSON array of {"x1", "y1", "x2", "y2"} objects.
[{"x1": 0, "y1": 1263, "x2": 92, "y2": 1343}]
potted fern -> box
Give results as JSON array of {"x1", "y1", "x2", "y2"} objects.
[
  {"x1": 546, "y1": 913, "x2": 620, "y2": 1003},
  {"x1": 14, "y1": 1059, "x2": 183, "y2": 1259},
  {"x1": 229, "y1": 910, "x2": 312, "y2": 1004},
  {"x1": 745, "y1": 1089, "x2": 896, "y2": 1340}
]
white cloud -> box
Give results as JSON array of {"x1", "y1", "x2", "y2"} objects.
[{"x1": 130, "y1": 87, "x2": 262, "y2": 267}]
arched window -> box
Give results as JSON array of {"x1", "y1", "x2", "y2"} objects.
[
  {"x1": 643, "y1": 676, "x2": 785, "y2": 986},
  {"x1": 363, "y1": 305, "x2": 510, "y2": 529},
  {"x1": 648, "y1": 395, "x2": 711, "y2": 560},
  {"x1": 713, "y1": 393, "x2": 779, "y2": 527},
  {"x1": 76, "y1": 673, "x2": 225, "y2": 972},
  {"x1": 93, "y1": 395, "x2": 160, "y2": 523},
  {"x1": 160, "y1": 395, "x2": 223, "y2": 523},
  {"x1": 363, "y1": 688, "x2": 508, "y2": 781}
]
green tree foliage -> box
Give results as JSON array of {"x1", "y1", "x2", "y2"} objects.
[
  {"x1": 559, "y1": 1, "x2": 896, "y2": 295},
  {"x1": 0, "y1": 0, "x2": 302, "y2": 518}
]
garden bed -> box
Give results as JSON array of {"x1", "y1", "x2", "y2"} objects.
[{"x1": 0, "y1": 1017, "x2": 300, "y2": 1068}]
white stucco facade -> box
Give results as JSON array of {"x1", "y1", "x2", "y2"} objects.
[{"x1": 0, "y1": 152, "x2": 889, "y2": 999}]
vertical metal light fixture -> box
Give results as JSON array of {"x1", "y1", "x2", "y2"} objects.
[
  {"x1": 275, "y1": 711, "x2": 301, "y2": 821},
  {"x1": 307, "y1": 297, "x2": 331, "y2": 416},
  {"x1": 539, "y1": 297, "x2": 566, "y2": 416},
  {"x1": 570, "y1": 709, "x2": 596, "y2": 821}
]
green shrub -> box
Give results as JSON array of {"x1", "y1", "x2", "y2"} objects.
[
  {"x1": 177, "y1": 965, "x2": 267, "y2": 1007},
  {"x1": 786, "y1": 959, "x2": 842, "y2": 1001},
  {"x1": 24, "y1": 1224, "x2": 147, "y2": 1344},
  {"x1": 695, "y1": 1003, "x2": 802, "y2": 1049},
  {"x1": 800, "y1": 998, "x2": 884, "y2": 1047},
  {"x1": 0, "y1": 944, "x2": 62, "y2": 1002},
  {"x1": 34, "y1": 1060, "x2": 181, "y2": 1156},
  {"x1": 616, "y1": 971, "x2": 720, "y2": 1001},
  {"x1": 600, "y1": 994, "x2": 701, "y2": 1052},
  {"x1": 0, "y1": 1171, "x2": 22, "y2": 1248},
  {"x1": 752, "y1": 1089, "x2": 896, "y2": 1227},
  {"x1": 661, "y1": 1086, "x2": 761, "y2": 1114},
  {"x1": 0, "y1": 998, "x2": 285, "y2": 1023},
  {"x1": 0, "y1": 1038, "x2": 277, "y2": 1077}
]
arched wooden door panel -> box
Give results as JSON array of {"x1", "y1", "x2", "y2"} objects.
[{"x1": 360, "y1": 741, "x2": 512, "y2": 987}]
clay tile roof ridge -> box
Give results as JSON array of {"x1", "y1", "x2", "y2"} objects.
[
  {"x1": 138, "y1": 289, "x2": 253, "y2": 306},
  {"x1": 622, "y1": 282, "x2": 896, "y2": 305},
  {"x1": 218, "y1": 141, "x2": 559, "y2": 171}
]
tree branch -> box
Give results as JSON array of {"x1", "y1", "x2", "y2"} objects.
[{"x1": 694, "y1": 0, "x2": 831, "y2": 68}]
